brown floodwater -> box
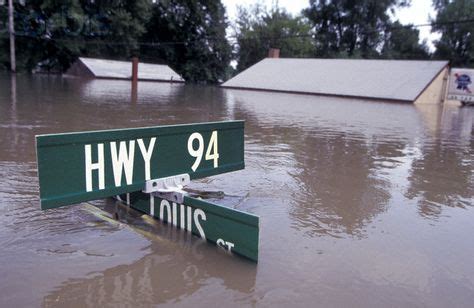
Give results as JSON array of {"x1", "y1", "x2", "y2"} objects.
[{"x1": 0, "y1": 74, "x2": 473, "y2": 307}]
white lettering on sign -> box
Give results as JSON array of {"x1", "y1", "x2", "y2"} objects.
[
  {"x1": 84, "y1": 138, "x2": 156, "y2": 191},
  {"x1": 137, "y1": 138, "x2": 156, "y2": 180},
  {"x1": 194, "y1": 209, "x2": 206, "y2": 239},
  {"x1": 85, "y1": 143, "x2": 105, "y2": 192},
  {"x1": 110, "y1": 140, "x2": 135, "y2": 187},
  {"x1": 205, "y1": 131, "x2": 219, "y2": 168},
  {"x1": 150, "y1": 194, "x2": 155, "y2": 216},
  {"x1": 187, "y1": 132, "x2": 204, "y2": 171},
  {"x1": 160, "y1": 200, "x2": 172, "y2": 224},
  {"x1": 187, "y1": 131, "x2": 220, "y2": 171},
  {"x1": 157, "y1": 199, "x2": 207, "y2": 239},
  {"x1": 217, "y1": 239, "x2": 235, "y2": 252},
  {"x1": 83, "y1": 130, "x2": 222, "y2": 191},
  {"x1": 180, "y1": 204, "x2": 185, "y2": 228},
  {"x1": 187, "y1": 206, "x2": 192, "y2": 232},
  {"x1": 172, "y1": 202, "x2": 178, "y2": 227}
]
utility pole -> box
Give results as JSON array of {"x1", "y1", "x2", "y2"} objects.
[
  {"x1": 8, "y1": 0, "x2": 16, "y2": 73},
  {"x1": 131, "y1": 57, "x2": 139, "y2": 103}
]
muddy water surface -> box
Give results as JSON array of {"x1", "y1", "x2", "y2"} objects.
[{"x1": 0, "y1": 74, "x2": 473, "y2": 307}]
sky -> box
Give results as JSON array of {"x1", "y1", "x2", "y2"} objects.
[{"x1": 222, "y1": 0, "x2": 440, "y2": 50}]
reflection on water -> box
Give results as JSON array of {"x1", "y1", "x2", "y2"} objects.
[
  {"x1": 407, "y1": 105, "x2": 473, "y2": 219},
  {"x1": 0, "y1": 74, "x2": 473, "y2": 307},
  {"x1": 43, "y1": 200, "x2": 257, "y2": 307},
  {"x1": 228, "y1": 90, "x2": 473, "y2": 229},
  {"x1": 289, "y1": 130, "x2": 391, "y2": 238}
]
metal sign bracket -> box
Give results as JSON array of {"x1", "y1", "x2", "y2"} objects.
[{"x1": 143, "y1": 173, "x2": 190, "y2": 204}]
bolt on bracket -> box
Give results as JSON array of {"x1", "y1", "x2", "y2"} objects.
[{"x1": 143, "y1": 173, "x2": 190, "y2": 204}]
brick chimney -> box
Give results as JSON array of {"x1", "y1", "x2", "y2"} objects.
[{"x1": 268, "y1": 48, "x2": 280, "y2": 58}]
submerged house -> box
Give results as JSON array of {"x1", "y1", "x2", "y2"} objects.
[
  {"x1": 222, "y1": 56, "x2": 449, "y2": 104},
  {"x1": 65, "y1": 57, "x2": 184, "y2": 82}
]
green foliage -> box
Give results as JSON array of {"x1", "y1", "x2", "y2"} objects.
[
  {"x1": 0, "y1": 6, "x2": 10, "y2": 70},
  {"x1": 382, "y1": 21, "x2": 430, "y2": 59},
  {"x1": 4, "y1": 0, "x2": 467, "y2": 80},
  {"x1": 232, "y1": 1, "x2": 430, "y2": 72},
  {"x1": 141, "y1": 0, "x2": 232, "y2": 83},
  {"x1": 432, "y1": 0, "x2": 474, "y2": 67},
  {"x1": 0, "y1": 0, "x2": 152, "y2": 72},
  {"x1": 88, "y1": 0, "x2": 151, "y2": 58},
  {"x1": 0, "y1": 0, "x2": 230, "y2": 83},
  {"x1": 304, "y1": 0, "x2": 411, "y2": 58},
  {"x1": 233, "y1": 4, "x2": 315, "y2": 73}
]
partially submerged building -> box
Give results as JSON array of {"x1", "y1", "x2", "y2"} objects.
[
  {"x1": 222, "y1": 57, "x2": 449, "y2": 104},
  {"x1": 65, "y1": 57, "x2": 184, "y2": 82}
]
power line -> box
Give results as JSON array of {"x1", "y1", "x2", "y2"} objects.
[
  {"x1": 387, "y1": 18, "x2": 474, "y2": 30},
  {"x1": 231, "y1": 18, "x2": 474, "y2": 42},
  {"x1": 5, "y1": 18, "x2": 474, "y2": 47}
]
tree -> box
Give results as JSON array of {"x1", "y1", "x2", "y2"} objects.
[
  {"x1": 233, "y1": 4, "x2": 315, "y2": 73},
  {"x1": 0, "y1": 0, "x2": 152, "y2": 72},
  {"x1": 83, "y1": 0, "x2": 152, "y2": 59},
  {"x1": 1, "y1": 0, "x2": 231, "y2": 83},
  {"x1": 304, "y1": 0, "x2": 410, "y2": 58},
  {"x1": 381, "y1": 21, "x2": 430, "y2": 59},
  {"x1": 22, "y1": 0, "x2": 87, "y2": 71},
  {"x1": 432, "y1": 0, "x2": 474, "y2": 67},
  {"x1": 141, "y1": 0, "x2": 232, "y2": 83},
  {"x1": 1, "y1": 0, "x2": 85, "y2": 71}
]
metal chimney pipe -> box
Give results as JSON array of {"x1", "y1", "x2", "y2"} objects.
[{"x1": 268, "y1": 48, "x2": 280, "y2": 58}]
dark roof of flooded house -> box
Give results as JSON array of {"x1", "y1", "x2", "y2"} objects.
[
  {"x1": 65, "y1": 57, "x2": 184, "y2": 82},
  {"x1": 222, "y1": 58, "x2": 449, "y2": 102}
]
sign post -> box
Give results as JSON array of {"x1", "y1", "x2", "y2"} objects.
[{"x1": 36, "y1": 121, "x2": 259, "y2": 261}]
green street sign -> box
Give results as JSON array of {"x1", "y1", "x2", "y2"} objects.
[
  {"x1": 127, "y1": 192, "x2": 259, "y2": 262},
  {"x1": 36, "y1": 121, "x2": 244, "y2": 209}
]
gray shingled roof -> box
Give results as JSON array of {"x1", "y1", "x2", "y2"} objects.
[
  {"x1": 78, "y1": 57, "x2": 184, "y2": 82},
  {"x1": 222, "y1": 58, "x2": 448, "y2": 101}
]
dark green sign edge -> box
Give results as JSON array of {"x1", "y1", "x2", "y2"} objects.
[
  {"x1": 183, "y1": 196, "x2": 258, "y2": 227},
  {"x1": 36, "y1": 120, "x2": 244, "y2": 147}
]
